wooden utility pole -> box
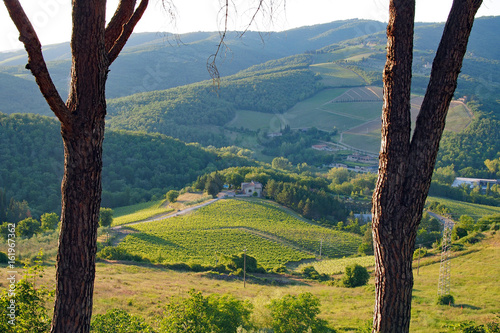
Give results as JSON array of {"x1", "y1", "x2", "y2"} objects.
[{"x1": 243, "y1": 248, "x2": 247, "y2": 288}]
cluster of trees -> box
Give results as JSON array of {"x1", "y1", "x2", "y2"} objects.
[
  {"x1": 452, "y1": 213, "x2": 500, "y2": 241},
  {"x1": 152, "y1": 290, "x2": 329, "y2": 333},
  {"x1": 435, "y1": 113, "x2": 500, "y2": 176},
  {"x1": 429, "y1": 164, "x2": 500, "y2": 206},
  {"x1": 264, "y1": 179, "x2": 347, "y2": 222},
  {"x1": 0, "y1": 113, "x2": 254, "y2": 217},
  {"x1": 0, "y1": 189, "x2": 31, "y2": 224},
  {"x1": 327, "y1": 168, "x2": 377, "y2": 198},
  {"x1": 0, "y1": 213, "x2": 59, "y2": 239},
  {"x1": 261, "y1": 126, "x2": 336, "y2": 166}
]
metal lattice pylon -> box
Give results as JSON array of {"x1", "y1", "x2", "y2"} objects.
[{"x1": 438, "y1": 219, "x2": 454, "y2": 296}]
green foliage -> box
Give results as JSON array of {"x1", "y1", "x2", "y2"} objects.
[
  {"x1": 99, "y1": 208, "x2": 114, "y2": 228},
  {"x1": 225, "y1": 252, "x2": 260, "y2": 273},
  {"x1": 271, "y1": 156, "x2": 292, "y2": 171},
  {"x1": 436, "y1": 294, "x2": 455, "y2": 306},
  {"x1": 452, "y1": 225, "x2": 469, "y2": 241},
  {"x1": 0, "y1": 251, "x2": 8, "y2": 264},
  {"x1": 0, "y1": 254, "x2": 53, "y2": 332},
  {"x1": 301, "y1": 265, "x2": 329, "y2": 281},
  {"x1": 358, "y1": 226, "x2": 374, "y2": 255},
  {"x1": 166, "y1": 190, "x2": 179, "y2": 203},
  {"x1": 427, "y1": 201, "x2": 451, "y2": 216},
  {"x1": 90, "y1": 308, "x2": 155, "y2": 333},
  {"x1": 265, "y1": 179, "x2": 347, "y2": 222},
  {"x1": 436, "y1": 116, "x2": 500, "y2": 175},
  {"x1": 97, "y1": 246, "x2": 146, "y2": 262},
  {"x1": 0, "y1": 113, "x2": 253, "y2": 214},
  {"x1": 160, "y1": 290, "x2": 252, "y2": 333},
  {"x1": 0, "y1": 188, "x2": 31, "y2": 224},
  {"x1": 17, "y1": 217, "x2": 41, "y2": 239},
  {"x1": 459, "y1": 215, "x2": 475, "y2": 232},
  {"x1": 476, "y1": 214, "x2": 500, "y2": 231},
  {"x1": 40, "y1": 212, "x2": 59, "y2": 231},
  {"x1": 268, "y1": 293, "x2": 331, "y2": 333},
  {"x1": 341, "y1": 264, "x2": 370, "y2": 288},
  {"x1": 413, "y1": 247, "x2": 428, "y2": 260}
]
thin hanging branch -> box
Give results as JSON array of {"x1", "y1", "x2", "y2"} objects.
[
  {"x1": 3, "y1": 0, "x2": 71, "y2": 125},
  {"x1": 208, "y1": 0, "x2": 286, "y2": 86}
]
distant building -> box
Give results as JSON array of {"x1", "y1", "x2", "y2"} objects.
[
  {"x1": 267, "y1": 132, "x2": 282, "y2": 137},
  {"x1": 329, "y1": 163, "x2": 348, "y2": 169},
  {"x1": 311, "y1": 144, "x2": 335, "y2": 152},
  {"x1": 346, "y1": 154, "x2": 378, "y2": 164},
  {"x1": 451, "y1": 177, "x2": 499, "y2": 189},
  {"x1": 240, "y1": 181, "x2": 263, "y2": 197}
]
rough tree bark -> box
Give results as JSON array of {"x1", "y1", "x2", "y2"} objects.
[
  {"x1": 371, "y1": 0, "x2": 483, "y2": 332},
  {"x1": 3, "y1": 0, "x2": 148, "y2": 332}
]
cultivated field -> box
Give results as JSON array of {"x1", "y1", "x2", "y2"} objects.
[{"x1": 116, "y1": 198, "x2": 362, "y2": 268}]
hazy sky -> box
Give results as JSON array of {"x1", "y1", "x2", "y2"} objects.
[{"x1": 1, "y1": 0, "x2": 499, "y2": 52}]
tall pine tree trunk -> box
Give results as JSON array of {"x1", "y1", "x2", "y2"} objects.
[
  {"x1": 4, "y1": 0, "x2": 147, "y2": 329},
  {"x1": 372, "y1": 1, "x2": 482, "y2": 332},
  {"x1": 51, "y1": 2, "x2": 108, "y2": 331}
]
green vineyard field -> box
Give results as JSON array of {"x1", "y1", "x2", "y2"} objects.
[{"x1": 118, "y1": 198, "x2": 362, "y2": 268}]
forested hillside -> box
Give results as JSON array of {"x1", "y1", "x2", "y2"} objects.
[
  {"x1": 106, "y1": 61, "x2": 321, "y2": 145},
  {"x1": 0, "y1": 113, "x2": 254, "y2": 217}
]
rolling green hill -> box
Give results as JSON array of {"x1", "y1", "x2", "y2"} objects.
[{"x1": 116, "y1": 198, "x2": 362, "y2": 269}]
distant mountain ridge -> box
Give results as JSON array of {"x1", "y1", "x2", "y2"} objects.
[{"x1": 0, "y1": 17, "x2": 498, "y2": 117}]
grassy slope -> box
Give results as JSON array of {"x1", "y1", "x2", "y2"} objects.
[
  {"x1": 427, "y1": 196, "x2": 500, "y2": 220},
  {"x1": 112, "y1": 200, "x2": 173, "y2": 226},
  {"x1": 11, "y1": 232, "x2": 498, "y2": 332}
]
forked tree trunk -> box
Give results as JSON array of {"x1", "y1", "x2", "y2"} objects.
[
  {"x1": 51, "y1": 2, "x2": 108, "y2": 331},
  {"x1": 372, "y1": 0, "x2": 482, "y2": 332},
  {"x1": 4, "y1": 0, "x2": 148, "y2": 331}
]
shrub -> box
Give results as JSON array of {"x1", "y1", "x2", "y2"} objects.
[
  {"x1": 436, "y1": 294, "x2": 455, "y2": 305},
  {"x1": 451, "y1": 320, "x2": 500, "y2": 333},
  {"x1": 358, "y1": 242, "x2": 374, "y2": 255},
  {"x1": 160, "y1": 289, "x2": 252, "y2": 333},
  {"x1": 268, "y1": 293, "x2": 331, "y2": 333},
  {"x1": 226, "y1": 253, "x2": 259, "y2": 273},
  {"x1": 452, "y1": 226, "x2": 468, "y2": 240},
  {"x1": 0, "y1": 255, "x2": 53, "y2": 332},
  {"x1": 166, "y1": 190, "x2": 180, "y2": 203},
  {"x1": 99, "y1": 207, "x2": 114, "y2": 228},
  {"x1": 97, "y1": 246, "x2": 144, "y2": 262},
  {"x1": 413, "y1": 247, "x2": 428, "y2": 260},
  {"x1": 165, "y1": 262, "x2": 191, "y2": 271},
  {"x1": 17, "y1": 217, "x2": 41, "y2": 238},
  {"x1": 273, "y1": 265, "x2": 288, "y2": 274},
  {"x1": 458, "y1": 232, "x2": 485, "y2": 245},
  {"x1": 341, "y1": 264, "x2": 370, "y2": 288},
  {"x1": 90, "y1": 308, "x2": 154, "y2": 333},
  {"x1": 0, "y1": 252, "x2": 8, "y2": 264}
]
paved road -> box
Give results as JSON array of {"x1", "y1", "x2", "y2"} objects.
[{"x1": 427, "y1": 211, "x2": 455, "y2": 227}]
